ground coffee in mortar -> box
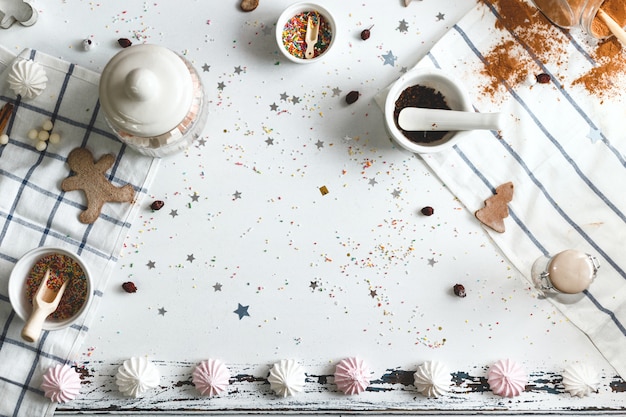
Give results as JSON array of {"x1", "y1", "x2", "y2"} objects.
[{"x1": 393, "y1": 85, "x2": 451, "y2": 143}]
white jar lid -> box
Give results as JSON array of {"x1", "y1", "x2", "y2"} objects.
[
  {"x1": 548, "y1": 249, "x2": 597, "y2": 294},
  {"x1": 99, "y1": 44, "x2": 193, "y2": 137}
]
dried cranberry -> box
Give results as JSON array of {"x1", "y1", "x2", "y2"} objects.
[
  {"x1": 421, "y1": 206, "x2": 434, "y2": 216},
  {"x1": 360, "y1": 25, "x2": 374, "y2": 40},
  {"x1": 453, "y1": 284, "x2": 466, "y2": 298},
  {"x1": 536, "y1": 73, "x2": 551, "y2": 84},
  {"x1": 345, "y1": 91, "x2": 359, "y2": 104},
  {"x1": 118, "y1": 38, "x2": 132, "y2": 48},
  {"x1": 122, "y1": 282, "x2": 137, "y2": 293},
  {"x1": 150, "y1": 200, "x2": 165, "y2": 211}
]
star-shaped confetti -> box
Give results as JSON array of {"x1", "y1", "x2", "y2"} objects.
[
  {"x1": 158, "y1": 307, "x2": 167, "y2": 316},
  {"x1": 202, "y1": 63, "x2": 210, "y2": 72},
  {"x1": 332, "y1": 87, "x2": 342, "y2": 97},
  {"x1": 436, "y1": 12, "x2": 445, "y2": 21},
  {"x1": 369, "y1": 289, "x2": 377, "y2": 298},
  {"x1": 292, "y1": 95, "x2": 301, "y2": 104},
  {"x1": 265, "y1": 137, "x2": 274, "y2": 145},
  {"x1": 315, "y1": 140, "x2": 324, "y2": 149},
  {"x1": 169, "y1": 209, "x2": 178, "y2": 218},
  {"x1": 233, "y1": 190, "x2": 242, "y2": 200},
  {"x1": 270, "y1": 102, "x2": 279, "y2": 111},
  {"x1": 391, "y1": 188, "x2": 401, "y2": 198},
  {"x1": 368, "y1": 177, "x2": 378, "y2": 186},
  {"x1": 234, "y1": 66, "x2": 244, "y2": 74},
  {"x1": 382, "y1": 50, "x2": 397, "y2": 67},
  {"x1": 428, "y1": 258, "x2": 437, "y2": 267},
  {"x1": 234, "y1": 303, "x2": 250, "y2": 320},
  {"x1": 310, "y1": 281, "x2": 319, "y2": 290},
  {"x1": 213, "y1": 282, "x2": 222, "y2": 291},
  {"x1": 190, "y1": 192, "x2": 200, "y2": 202},
  {"x1": 217, "y1": 82, "x2": 226, "y2": 90},
  {"x1": 146, "y1": 260, "x2": 156, "y2": 269},
  {"x1": 197, "y1": 138, "x2": 207, "y2": 146},
  {"x1": 397, "y1": 19, "x2": 409, "y2": 32},
  {"x1": 187, "y1": 254, "x2": 195, "y2": 263},
  {"x1": 587, "y1": 127, "x2": 603, "y2": 144},
  {"x1": 280, "y1": 92, "x2": 289, "y2": 101}
]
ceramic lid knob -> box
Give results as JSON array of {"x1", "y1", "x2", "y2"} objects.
[
  {"x1": 99, "y1": 44, "x2": 194, "y2": 137},
  {"x1": 125, "y1": 68, "x2": 159, "y2": 101}
]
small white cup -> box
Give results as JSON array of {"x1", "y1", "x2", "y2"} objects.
[
  {"x1": 276, "y1": 2, "x2": 336, "y2": 64},
  {"x1": 8, "y1": 246, "x2": 92, "y2": 332}
]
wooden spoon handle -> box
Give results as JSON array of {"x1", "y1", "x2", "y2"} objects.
[
  {"x1": 597, "y1": 9, "x2": 626, "y2": 46},
  {"x1": 21, "y1": 307, "x2": 50, "y2": 343}
]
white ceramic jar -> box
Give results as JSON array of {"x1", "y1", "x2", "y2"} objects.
[{"x1": 99, "y1": 44, "x2": 207, "y2": 157}]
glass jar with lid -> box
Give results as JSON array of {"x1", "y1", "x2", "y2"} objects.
[
  {"x1": 99, "y1": 44, "x2": 207, "y2": 157},
  {"x1": 530, "y1": 249, "x2": 600, "y2": 294},
  {"x1": 530, "y1": 0, "x2": 625, "y2": 39}
]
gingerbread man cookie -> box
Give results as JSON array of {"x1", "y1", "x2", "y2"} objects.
[{"x1": 61, "y1": 148, "x2": 135, "y2": 224}]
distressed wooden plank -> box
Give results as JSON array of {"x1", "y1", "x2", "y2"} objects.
[{"x1": 57, "y1": 361, "x2": 626, "y2": 414}]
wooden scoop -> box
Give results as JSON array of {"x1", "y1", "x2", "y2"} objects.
[
  {"x1": 305, "y1": 16, "x2": 320, "y2": 59},
  {"x1": 597, "y1": 9, "x2": 626, "y2": 47},
  {"x1": 21, "y1": 269, "x2": 68, "y2": 343}
]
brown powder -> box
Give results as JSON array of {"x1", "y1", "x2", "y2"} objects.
[
  {"x1": 572, "y1": 36, "x2": 626, "y2": 96},
  {"x1": 479, "y1": 0, "x2": 625, "y2": 98}
]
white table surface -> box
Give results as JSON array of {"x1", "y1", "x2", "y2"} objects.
[{"x1": 2, "y1": 0, "x2": 624, "y2": 414}]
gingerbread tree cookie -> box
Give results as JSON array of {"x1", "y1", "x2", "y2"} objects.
[
  {"x1": 61, "y1": 148, "x2": 135, "y2": 224},
  {"x1": 475, "y1": 182, "x2": 514, "y2": 233}
]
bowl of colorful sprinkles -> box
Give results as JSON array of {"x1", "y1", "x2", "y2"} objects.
[
  {"x1": 8, "y1": 246, "x2": 92, "y2": 332},
  {"x1": 384, "y1": 67, "x2": 473, "y2": 154},
  {"x1": 276, "y1": 2, "x2": 335, "y2": 63}
]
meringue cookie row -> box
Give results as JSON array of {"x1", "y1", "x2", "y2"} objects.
[{"x1": 39, "y1": 357, "x2": 602, "y2": 403}]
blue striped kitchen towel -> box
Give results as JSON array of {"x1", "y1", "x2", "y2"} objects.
[
  {"x1": 382, "y1": 0, "x2": 626, "y2": 378},
  {"x1": 0, "y1": 46, "x2": 159, "y2": 416}
]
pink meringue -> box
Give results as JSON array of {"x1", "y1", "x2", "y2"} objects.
[
  {"x1": 192, "y1": 359, "x2": 230, "y2": 396},
  {"x1": 487, "y1": 359, "x2": 527, "y2": 397},
  {"x1": 334, "y1": 357, "x2": 371, "y2": 395},
  {"x1": 41, "y1": 364, "x2": 81, "y2": 403}
]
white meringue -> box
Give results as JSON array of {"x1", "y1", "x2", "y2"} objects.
[
  {"x1": 413, "y1": 360, "x2": 451, "y2": 398},
  {"x1": 115, "y1": 357, "x2": 160, "y2": 398},
  {"x1": 268, "y1": 359, "x2": 306, "y2": 397},
  {"x1": 192, "y1": 359, "x2": 230, "y2": 396},
  {"x1": 41, "y1": 364, "x2": 81, "y2": 403},
  {"x1": 562, "y1": 363, "x2": 600, "y2": 397},
  {"x1": 7, "y1": 59, "x2": 48, "y2": 100}
]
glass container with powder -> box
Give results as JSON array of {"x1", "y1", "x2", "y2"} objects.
[{"x1": 530, "y1": 0, "x2": 626, "y2": 39}]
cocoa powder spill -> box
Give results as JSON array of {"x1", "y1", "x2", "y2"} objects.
[{"x1": 480, "y1": 0, "x2": 625, "y2": 98}]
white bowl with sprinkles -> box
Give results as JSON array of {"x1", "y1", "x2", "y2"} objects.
[
  {"x1": 8, "y1": 246, "x2": 92, "y2": 332},
  {"x1": 276, "y1": 2, "x2": 336, "y2": 63}
]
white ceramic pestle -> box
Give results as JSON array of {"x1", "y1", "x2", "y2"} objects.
[{"x1": 398, "y1": 107, "x2": 503, "y2": 131}]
